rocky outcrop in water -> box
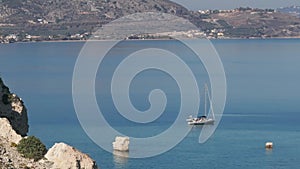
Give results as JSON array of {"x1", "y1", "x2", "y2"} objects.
[{"x1": 113, "y1": 136, "x2": 130, "y2": 152}]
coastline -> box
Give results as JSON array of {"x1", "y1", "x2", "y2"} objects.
[{"x1": 2, "y1": 36, "x2": 300, "y2": 44}]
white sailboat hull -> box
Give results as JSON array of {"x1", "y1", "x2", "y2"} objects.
[{"x1": 188, "y1": 118, "x2": 214, "y2": 125}]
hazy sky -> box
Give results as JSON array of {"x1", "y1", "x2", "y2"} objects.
[{"x1": 171, "y1": 0, "x2": 300, "y2": 10}]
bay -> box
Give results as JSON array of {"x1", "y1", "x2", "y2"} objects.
[{"x1": 0, "y1": 39, "x2": 300, "y2": 169}]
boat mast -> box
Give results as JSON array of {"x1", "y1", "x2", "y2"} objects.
[{"x1": 206, "y1": 84, "x2": 215, "y2": 120}]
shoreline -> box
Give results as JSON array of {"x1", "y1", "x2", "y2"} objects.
[{"x1": 2, "y1": 36, "x2": 300, "y2": 44}]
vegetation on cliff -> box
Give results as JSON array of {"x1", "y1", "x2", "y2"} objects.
[{"x1": 17, "y1": 136, "x2": 47, "y2": 161}]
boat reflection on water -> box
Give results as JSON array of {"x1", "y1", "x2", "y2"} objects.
[{"x1": 113, "y1": 150, "x2": 129, "y2": 168}]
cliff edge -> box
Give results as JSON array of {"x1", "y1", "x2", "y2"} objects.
[
  {"x1": 0, "y1": 78, "x2": 28, "y2": 136},
  {"x1": 0, "y1": 77, "x2": 98, "y2": 169}
]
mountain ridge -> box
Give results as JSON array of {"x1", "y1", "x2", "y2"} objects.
[{"x1": 1, "y1": 1, "x2": 300, "y2": 42}]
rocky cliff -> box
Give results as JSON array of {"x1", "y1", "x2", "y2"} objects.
[
  {"x1": 0, "y1": 78, "x2": 28, "y2": 136},
  {"x1": 0, "y1": 118, "x2": 22, "y2": 144},
  {"x1": 0, "y1": 118, "x2": 52, "y2": 168},
  {"x1": 0, "y1": 77, "x2": 98, "y2": 169}
]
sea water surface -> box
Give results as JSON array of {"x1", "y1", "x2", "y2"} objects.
[{"x1": 0, "y1": 39, "x2": 300, "y2": 169}]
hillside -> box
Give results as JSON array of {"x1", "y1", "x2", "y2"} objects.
[
  {"x1": 211, "y1": 7, "x2": 300, "y2": 38},
  {"x1": 1, "y1": 1, "x2": 300, "y2": 42},
  {"x1": 0, "y1": 0, "x2": 192, "y2": 37}
]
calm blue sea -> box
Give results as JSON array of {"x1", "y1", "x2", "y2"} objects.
[{"x1": 0, "y1": 39, "x2": 300, "y2": 169}]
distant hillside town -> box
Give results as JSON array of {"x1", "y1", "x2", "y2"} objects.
[{"x1": 1, "y1": 0, "x2": 300, "y2": 43}]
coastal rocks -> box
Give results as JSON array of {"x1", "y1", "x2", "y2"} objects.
[
  {"x1": 0, "y1": 136, "x2": 53, "y2": 169},
  {"x1": 0, "y1": 118, "x2": 22, "y2": 144},
  {"x1": 45, "y1": 142, "x2": 98, "y2": 169},
  {"x1": 0, "y1": 118, "x2": 98, "y2": 169},
  {"x1": 0, "y1": 77, "x2": 99, "y2": 168},
  {"x1": 0, "y1": 78, "x2": 29, "y2": 136},
  {"x1": 113, "y1": 136, "x2": 130, "y2": 152}
]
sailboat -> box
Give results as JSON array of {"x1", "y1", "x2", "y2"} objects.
[{"x1": 187, "y1": 84, "x2": 215, "y2": 125}]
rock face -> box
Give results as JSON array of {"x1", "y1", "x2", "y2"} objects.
[
  {"x1": 45, "y1": 143, "x2": 98, "y2": 169},
  {"x1": 0, "y1": 118, "x2": 22, "y2": 144},
  {"x1": 0, "y1": 77, "x2": 99, "y2": 168},
  {"x1": 113, "y1": 136, "x2": 130, "y2": 152},
  {"x1": 0, "y1": 135, "x2": 53, "y2": 169},
  {"x1": 0, "y1": 78, "x2": 29, "y2": 136}
]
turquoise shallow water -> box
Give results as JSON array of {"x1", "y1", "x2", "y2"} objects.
[{"x1": 0, "y1": 39, "x2": 300, "y2": 168}]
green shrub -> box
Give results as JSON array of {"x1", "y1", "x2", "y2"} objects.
[
  {"x1": 17, "y1": 136, "x2": 47, "y2": 161},
  {"x1": 10, "y1": 142, "x2": 18, "y2": 147}
]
